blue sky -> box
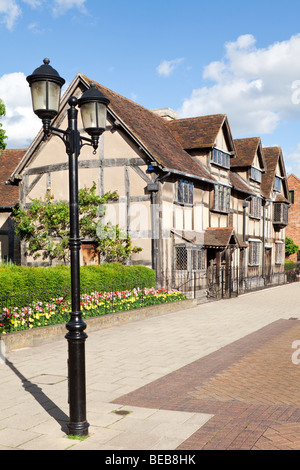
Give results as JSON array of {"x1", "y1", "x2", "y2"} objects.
[{"x1": 2, "y1": 0, "x2": 300, "y2": 176}]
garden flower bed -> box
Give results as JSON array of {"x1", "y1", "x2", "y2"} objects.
[{"x1": 0, "y1": 287, "x2": 186, "y2": 335}]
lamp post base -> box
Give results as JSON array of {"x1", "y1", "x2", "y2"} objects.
[
  {"x1": 66, "y1": 315, "x2": 89, "y2": 438},
  {"x1": 67, "y1": 421, "x2": 89, "y2": 437}
]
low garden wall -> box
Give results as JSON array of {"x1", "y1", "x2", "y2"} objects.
[{"x1": 0, "y1": 298, "x2": 196, "y2": 353}]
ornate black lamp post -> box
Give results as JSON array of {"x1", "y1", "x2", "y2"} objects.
[{"x1": 26, "y1": 59, "x2": 110, "y2": 437}]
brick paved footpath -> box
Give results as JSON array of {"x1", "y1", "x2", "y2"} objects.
[
  {"x1": 115, "y1": 317, "x2": 300, "y2": 450},
  {"x1": 2, "y1": 282, "x2": 300, "y2": 450}
]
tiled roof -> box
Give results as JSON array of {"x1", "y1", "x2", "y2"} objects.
[
  {"x1": 229, "y1": 171, "x2": 253, "y2": 195},
  {"x1": 171, "y1": 229, "x2": 204, "y2": 244},
  {"x1": 81, "y1": 75, "x2": 215, "y2": 183},
  {"x1": 231, "y1": 137, "x2": 264, "y2": 168},
  {"x1": 166, "y1": 114, "x2": 227, "y2": 150},
  {"x1": 204, "y1": 227, "x2": 248, "y2": 248},
  {"x1": 261, "y1": 146, "x2": 289, "y2": 202},
  {"x1": 0, "y1": 149, "x2": 26, "y2": 206},
  {"x1": 275, "y1": 193, "x2": 289, "y2": 203},
  {"x1": 204, "y1": 227, "x2": 235, "y2": 247},
  {"x1": 261, "y1": 146, "x2": 280, "y2": 198}
]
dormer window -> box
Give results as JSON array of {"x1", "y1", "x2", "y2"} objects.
[
  {"x1": 274, "y1": 176, "x2": 282, "y2": 192},
  {"x1": 250, "y1": 166, "x2": 262, "y2": 183},
  {"x1": 211, "y1": 148, "x2": 230, "y2": 169}
]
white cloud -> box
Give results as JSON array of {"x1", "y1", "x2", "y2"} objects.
[
  {"x1": 21, "y1": 0, "x2": 43, "y2": 7},
  {"x1": 0, "y1": 73, "x2": 41, "y2": 148},
  {"x1": 0, "y1": 0, "x2": 87, "y2": 29},
  {"x1": 52, "y1": 0, "x2": 87, "y2": 15},
  {"x1": 0, "y1": 0, "x2": 22, "y2": 30},
  {"x1": 157, "y1": 58, "x2": 184, "y2": 77},
  {"x1": 178, "y1": 34, "x2": 300, "y2": 137}
]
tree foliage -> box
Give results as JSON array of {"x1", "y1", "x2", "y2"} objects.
[
  {"x1": 285, "y1": 237, "x2": 299, "y2": 256},
  {"x1": 0, "y1": 99, "x2": 8, "y2": 150},
  {"x1": 12, "y1": 183, "x2": 142, "y2": 264}
]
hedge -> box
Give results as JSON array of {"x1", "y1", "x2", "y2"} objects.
[
  {"x1": 0, "y1": 263, "x2": 156, "y2": 298},
  {"x1": 284, "y1": 260, "x2": 299, "y2": 271}
]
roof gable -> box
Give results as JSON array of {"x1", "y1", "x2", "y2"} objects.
[
  {"x1": 261, "y1": 146, "x2": 289, "y2": 200},
  {"x1": 287, "y1": 173, "x2": 300, "y2": 186},
  {"x1": 166, "y1": 114, "x2": 235, "y2": 153},
  {"x1": 10, "y1": 73, "x2": 216, "y2": 185},
  {"x1": 0, "y1": 149, "x2": 26, "y2": 206},
  {"x1": 231, "y1": 137, "x2": 265, "y2": 170}
]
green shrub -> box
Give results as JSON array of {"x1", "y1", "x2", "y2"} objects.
[
  {"x1": 284, "y1": 260, "x2": 298, "y2": 271},
  {"x1": 0, "y1": 263, "x2": 155, "y2": 299}
]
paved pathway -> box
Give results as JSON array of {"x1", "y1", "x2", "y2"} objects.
[{"x1": 1, "y1": 282, "x2": 300, "y2": 450}]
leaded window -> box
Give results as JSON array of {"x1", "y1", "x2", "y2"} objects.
[
  {"x1": 274, "y1": 176, "x2": 282, "y2": 192},
  {"x1": 177, "y1": 180, "x2": 193, "y2": 205},
  {"x1": 250, "y1": 196, "x2": 262, "y2": 219},
  {"x1": 175, "y1": 246, "x2": 188, "y2": 270},
  {"x1": 275, "y1": 242, "x2": 284, "y2": 265},
  {"x1": 249, "y1": 240, "x2": 261, "y2": 266},
  {"x1": 175, "y1": 245, "x2": 206, "y2": 271},
  {"x1": 273, "y1": 203, "x2": 288, "y2": 226},
  {"x1": 213, "y1": 184, "x2": 231, "y2": 213},
  {"x1": 250, "y1": 166, "x2": 262, "y2": 183},
  {"x1": 211, "y1": 148, "x2": 230, "y2": 169},
  {"x1": 192, "y1": 248, "x2": 206, "y2": 271}
]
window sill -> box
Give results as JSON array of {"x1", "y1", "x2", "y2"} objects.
[
  {"x1": 249, "y1": 178, "x2": 261, "y2": 184},
  {"x1": 174, "y1": 201, "x2": 194, "y2": 208},
  {"x1": 210, "y1": 161, "x2": 230, "y2": 170},
  {"x1": 210, "y1": 208, "x2": 230, "y2": 215}
]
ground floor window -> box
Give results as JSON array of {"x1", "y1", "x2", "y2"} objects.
[
  {"x1": 249, "y1": 240, "x2": 261, "y2": 266},
  {"x1": 175, "y1": 245, "x2": 188, "y2": 270},
  {"x1": 275, "y1": 241, "x2": 284, "y2": 265},
  {"x1": 175, "y1": 245, "x2": 206, "y2": 271},
  {"x1": 192, "y1": 248, "x2": 206, "y2": 271}
]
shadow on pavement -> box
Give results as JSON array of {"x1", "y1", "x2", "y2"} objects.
[{"x1": 5, "y1": 358, "x2": 69, "y2": 434}]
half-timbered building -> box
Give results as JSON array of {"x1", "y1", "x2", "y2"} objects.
[{"x1": 1, "y1": 72, "x2": 290, "y2": 296}]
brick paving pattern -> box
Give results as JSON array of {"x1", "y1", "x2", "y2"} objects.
[{"x1": 113, "y1": 318, "x2": 300, "y2": 450}]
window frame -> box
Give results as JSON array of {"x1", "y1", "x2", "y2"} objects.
[
  {"x1": 273, "y1": 203, "x2": 289, "y2": 226},
  {"x1": 248, "y1": 239, "x2": 261, "y2": 267},
  {"x1": 212, "y1": 183, "x2": 231, "y2": 213},
  {"x1": 177, "y1": 179, "x2": 194, "y2": 205},
  {"x1": 175, "y1": 244, "x2": 206, "y2": 271},
  {"x1": 191, "y1": 247, "x2": 206, "y2": 271},
  {"x1": 274, "y1": 176, "x2": 282, "y2": 192},
  {"x1": 249, "y1": 196, "x2": 262, "y2": 219},
  {"x1": 211, "y1": 148, "x2": 230, "y2": 169},
  {"x1": 275, "y1": 241, "x2": 284, "y2": 265},
  {"x1": 175, "y1": 245, "x2": 188, "y2": 271},
  {"x1": 250, "y1": 166, "x2": 262, "y2": 183}
]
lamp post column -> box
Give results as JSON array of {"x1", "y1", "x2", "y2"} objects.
[
  {"x1": 26, "y1": 59, "x2": 110, "y2": 438},
  {"x1": 65, "y1": 97, "x2": 89, "y2": 437}
]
